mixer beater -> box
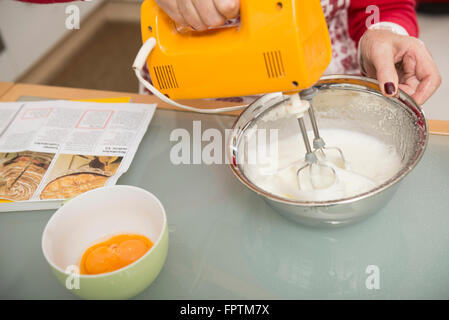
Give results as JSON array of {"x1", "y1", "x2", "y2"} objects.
[{"x1": 288, "y1": 88, "x2": 347, "y2": 190}]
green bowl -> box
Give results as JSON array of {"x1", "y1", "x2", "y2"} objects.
[{"x1": 42, "y1": 185, "x2": 168, "y2": 300}]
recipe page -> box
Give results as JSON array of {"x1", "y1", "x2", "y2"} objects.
[{"x1": 0, "y1": 101, "x2": 156, "y2": 204}]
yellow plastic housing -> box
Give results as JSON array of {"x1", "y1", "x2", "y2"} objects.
[{"x1": 140, "y1": 0, "x2": 332, "y2": 99}]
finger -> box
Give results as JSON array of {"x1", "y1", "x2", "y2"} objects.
[
  {"x1": 156, "y1": 0, "x2": 187, "y2": 26},
  {"x1": 192, "y1": 0, "x2": 226, "y2": 28},
  {"x1": 410, "y1": 43, "x2": 442, "y2": 105},
  {"x1": 177, "y1": 0, "x2": 207, "y2": 31},
  {"x1": 398, "y1": 55, "x2": 419, "y2": 96},
  {"x1": 398, "y1": 83, "x2": 417, "y2": 97},
  {"x1": 370, "y1": 43, "x2": 399, "y2": 97},
  {"x1": 412, "y1": 71, "x2": 441, "y2": 105},
  {"x1": 213, "y1": 0, "x2": 239, "y2": 19}
]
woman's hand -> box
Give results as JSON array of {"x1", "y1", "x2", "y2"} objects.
[
  {"x1": 155, "y1": 0, "x2": 239, "y2": 31},
  {"x1": 359, "y1": 29, "x2": 441, "y2": 105}
]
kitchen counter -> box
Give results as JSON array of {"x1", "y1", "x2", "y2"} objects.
[
  {"x1": 1, "y1": 82, "x2": 447, "y2": 135},
  {"x1": 0, "y1": 82, "x2": 242, "y2": 115},
  {"x1": 0, "y1": 82, "x2": 14, "y2": 99},
  {"x1": 0, "y1": 83, "x2": 448, "y2": 299}
]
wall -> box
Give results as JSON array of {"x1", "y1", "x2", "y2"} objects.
[
  {"x1": 418, "y1": 14, "x2": 449, "y2": 121},
  {"x1": 0, "y1": 0, "x2": 104, "y2": 82}
]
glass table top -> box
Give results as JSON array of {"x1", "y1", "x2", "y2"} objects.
[{"x1": 0, "y1": 103, "x2": 448, "y2": 299}]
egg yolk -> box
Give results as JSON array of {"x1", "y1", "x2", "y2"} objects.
[{"x1": 80, "y1": 234, "x2": 153, "y2": 275}]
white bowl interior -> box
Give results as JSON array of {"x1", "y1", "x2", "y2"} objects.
[{"x1": 42, "y1": 186, "x2": 166, "y2": 272}]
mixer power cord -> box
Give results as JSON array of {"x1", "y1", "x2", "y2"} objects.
[{"x1": 133, "y1": 37, "x2": 249, "y2": 114}]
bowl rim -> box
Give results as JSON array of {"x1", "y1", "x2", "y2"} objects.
[
  {"x1": 41, "y1": 185, "x2": 168, "y2": 279},
  {"x1": 227, "y1": 75, "x2": 429, "y2": 207}
]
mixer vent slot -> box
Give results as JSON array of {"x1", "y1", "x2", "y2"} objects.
[
  {"x1": 263, "y1": 51, "x2": 285, "y2": 78},
  {"x1": 153, "y1": 65, "x2": 179, "y2": 90}
]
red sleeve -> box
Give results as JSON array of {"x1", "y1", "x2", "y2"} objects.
[
  {"x1": 348, "y1": 0, "x2": 419, "y2": 45},
  {"x1": 15, "y1": 0, "x2": 80, "y2": 3}
]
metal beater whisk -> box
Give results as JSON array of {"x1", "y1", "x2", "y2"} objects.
[{"x1": 295, "y1": 88, "x2": 347, "y2": 190}]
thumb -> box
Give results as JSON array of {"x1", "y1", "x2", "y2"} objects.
[
  {"x1": 370, "y1": 45, "x2": 399, "y2": 97},
  {"x1": 214, "y1": 0, "x2": 240, "y2": 19}
]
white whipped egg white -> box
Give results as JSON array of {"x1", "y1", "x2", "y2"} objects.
[{"x1": 242, "y1": 126, "x2": 402, "y2": 202}]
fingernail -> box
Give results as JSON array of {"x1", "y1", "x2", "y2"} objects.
[{"x1": 385, "y1": 82, "x2": 396, "y2": 95}]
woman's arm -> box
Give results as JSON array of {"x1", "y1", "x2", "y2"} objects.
[{"x1": 348, "y1": 0, "x2": 419, "y2": 44}]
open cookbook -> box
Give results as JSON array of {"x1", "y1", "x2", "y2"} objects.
[{"x1": 0, "y1": 100, "x2": 156, "y2": 212}]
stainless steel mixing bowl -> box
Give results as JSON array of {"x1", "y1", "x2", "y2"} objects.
[{"x1": 227, "y1": 75, "x2": 428, "y2": 227}]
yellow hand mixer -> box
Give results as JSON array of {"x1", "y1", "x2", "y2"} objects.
[{"x1": 133, "y1": 0, "x2": 347, "y2": 189}]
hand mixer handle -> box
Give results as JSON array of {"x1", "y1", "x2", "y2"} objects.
[
  {"x1": 140, "y1": 0, "x2": 332, "y2": 100},
  {"x1": 141, "y1": 0, "x2": 252, "y2": 40}
]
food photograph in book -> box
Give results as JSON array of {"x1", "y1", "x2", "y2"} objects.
[
  {"x1": 39, "y1": 154, "x2": 123, "y2": 200},
  {"x1": 0, "y1": 151, "x2": 55, "y2": 202}
]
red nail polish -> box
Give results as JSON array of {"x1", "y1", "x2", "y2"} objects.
[{"x1": 385, "y1": 82, "x2": 396, "y2": 95}]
